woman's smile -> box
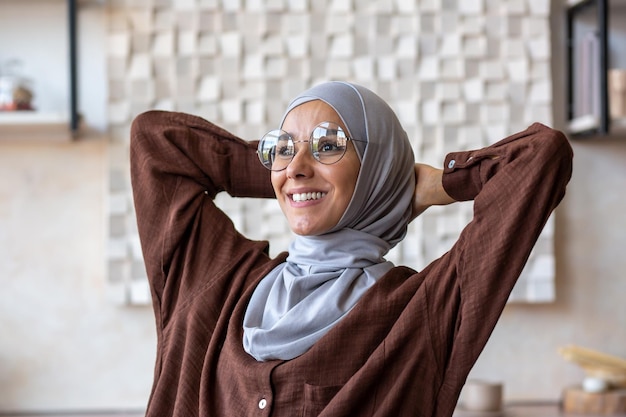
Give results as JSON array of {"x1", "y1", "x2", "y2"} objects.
[{"x1": 290, "y1": 191, "x2": 327, "y2": 203}]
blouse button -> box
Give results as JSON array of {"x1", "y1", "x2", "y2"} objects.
[
  {"x1": 258, "y1": 398, "x2": 267, "y2": 409},
  {"x1": 448, "y1": 159, "x2": 456, "y2": 169}
]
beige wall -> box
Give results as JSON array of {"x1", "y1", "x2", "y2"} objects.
[
  {"x1": 0, "y1": 140, "x2": 155, "y2": 411},
  {"x1": 467, "y1": 138, "x2": 626, "y2": 401},
  {"x1": 1, "y1": 0, "x2": 625, "y2": 412}
]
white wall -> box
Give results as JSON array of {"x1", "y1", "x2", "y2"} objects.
[{"x1": 78, "y1": 2, "x2": 108, "y2": 131}]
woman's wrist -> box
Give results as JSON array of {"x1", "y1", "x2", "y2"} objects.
[{"x1": 411, "y1": 164, "x2": 455, "y2": 221}]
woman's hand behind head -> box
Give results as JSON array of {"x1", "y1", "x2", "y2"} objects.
[{"x1": 411, "y1": 163, "x2": 456, "y2": 221}]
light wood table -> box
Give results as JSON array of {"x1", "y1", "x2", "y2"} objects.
[{"x1": 456, "y1": 402, "x2": 626, "y2": 417}]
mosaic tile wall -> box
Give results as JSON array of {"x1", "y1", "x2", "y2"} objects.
[{"x1": 106, "y1": 0, "x2": 555, "y2": 305}]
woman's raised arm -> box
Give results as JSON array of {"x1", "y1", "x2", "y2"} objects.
[
  {"x1": 427, "y1": 123, "x2": 573, "y2": 416},
  {"x1": 130, "y1": 110, "x2": 274, "y2": 312}
]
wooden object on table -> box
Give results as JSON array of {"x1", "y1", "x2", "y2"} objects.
[
  {"x1": 562, "y1": 386, "x2": 626, "y2": 415},
  {"x1": 559, "y1": 345, "x2": 626, "y2": 388}
]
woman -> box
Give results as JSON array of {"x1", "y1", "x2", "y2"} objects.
[{"x1": 130, "y1": 81, "x2": 572, "y2": 416}]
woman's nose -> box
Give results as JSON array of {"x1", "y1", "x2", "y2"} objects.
[{"x1": 285, "y1": 142, "x2": 315, "y2": 178}]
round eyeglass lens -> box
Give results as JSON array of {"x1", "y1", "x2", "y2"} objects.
[
  {"x1": 311, "y1": 122, "x2": 348, "y2": 165},
  {"x1": 258, "y1": 130, "x2": 294, "y2": 171}
]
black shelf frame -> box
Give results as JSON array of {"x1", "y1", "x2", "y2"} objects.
[
  {"x1": 566, "y1": 0, "x2": 609, "y2": 136},
  {"x1": 68, "y1": 0, "x2": 79, "y2": 136}
]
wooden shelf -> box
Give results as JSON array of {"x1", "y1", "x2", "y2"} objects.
[{"x1": 0, "y1": 111, "x2": 73, "y2": 141}]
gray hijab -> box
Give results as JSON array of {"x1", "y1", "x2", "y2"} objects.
[{"x1": 242, "y1": 81, "x2": 415, "y2": 361}]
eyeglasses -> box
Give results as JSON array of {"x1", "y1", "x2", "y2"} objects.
[{"x1": 257, "y1": 121, "x2": 364, "y2": 171}]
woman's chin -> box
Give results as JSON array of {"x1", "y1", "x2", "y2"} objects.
[{"x1": 289, "y1": 221, "x2": 330, "y2": 237}]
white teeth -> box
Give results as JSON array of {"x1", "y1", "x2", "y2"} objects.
[{"x1": 292, "y1": 192, "x2": 326, "y2": 202}]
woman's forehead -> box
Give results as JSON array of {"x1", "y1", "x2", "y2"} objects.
[{"x1": 282, "y1": 100, "x2": 351, "y2": 137}]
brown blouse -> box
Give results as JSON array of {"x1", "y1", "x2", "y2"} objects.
[{"x1": 130, "y1": 111, "x2": 573, "y2": 417}]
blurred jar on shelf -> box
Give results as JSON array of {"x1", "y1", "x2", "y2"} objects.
[
  {"x1": 0, "y1": 59, "x2": 35, "y2": 111},
  {"x1": 609, "y1": 69, "x2": 626, "y2": 119}
]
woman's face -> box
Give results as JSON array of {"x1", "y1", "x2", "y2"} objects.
[{"x1": 271, "y1": 100, "x2": 361, "y2": 236}]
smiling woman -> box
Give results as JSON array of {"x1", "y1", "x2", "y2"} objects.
[
  {"x1": 242, "y1": 85, "x2": 416, "y2": 364},
  {"x1": 130, "y1": 81, "x2": 573, "y2": 417}
]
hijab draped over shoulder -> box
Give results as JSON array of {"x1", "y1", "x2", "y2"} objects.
[{"x1": 243, "y1": 81, "x2": 416, "y2": 361}]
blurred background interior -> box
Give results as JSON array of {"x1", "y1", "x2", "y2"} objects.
[{"x1": 0, "y1": 0, "x2": 625, "y2": 415}]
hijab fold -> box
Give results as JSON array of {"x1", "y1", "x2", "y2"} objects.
[{"x1": 243, "y1": 81, "x2": 415, "y2": 361}]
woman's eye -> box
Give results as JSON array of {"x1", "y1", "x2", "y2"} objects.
[
  {"x1": 320, "y1": 142, "x2": 337, "y2": 152},
  {"x1": 276, "y1": 143, "x2": 294, "y2": 157},
  {"x1": 318, "y1": 138, "x2": 343, "y2": 153}
]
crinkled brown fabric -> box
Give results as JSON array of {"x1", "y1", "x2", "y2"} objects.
[{"x1": 130, "y1": 110, "x2": 572, "y2": 417}]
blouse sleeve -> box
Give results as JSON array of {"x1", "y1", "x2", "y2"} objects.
[
  {"x1": 428, "y1": 123, "x2": 573, "y2": 415},
  {"x1": 130, "y1": 110, "x2": 274, "y2": 325}
]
